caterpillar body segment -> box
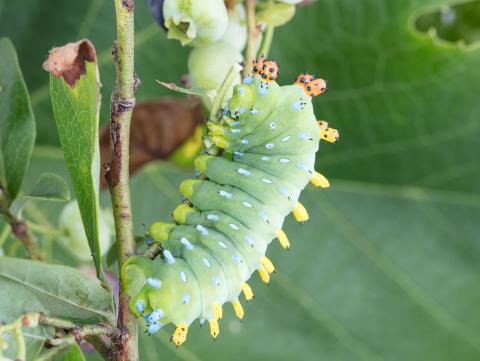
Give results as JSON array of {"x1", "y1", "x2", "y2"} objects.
[{"x1": 122, "y1": 59, "x2": 338, "y2": 345}]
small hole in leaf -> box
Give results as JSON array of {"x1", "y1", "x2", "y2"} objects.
[{"x1": 414, "y1": 0, "x2": 480, "y2": 46}]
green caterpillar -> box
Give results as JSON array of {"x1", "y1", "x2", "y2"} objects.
[{"x1": 122, "y1": 57, "x2": 339, "y2": 346}]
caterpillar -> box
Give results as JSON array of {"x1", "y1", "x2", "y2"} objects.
[{"x1": 122, "y1": 57, "x2": 339, "y2": 346}]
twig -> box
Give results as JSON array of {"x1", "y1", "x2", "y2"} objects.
[
  {"x1": 4, "y1": 212, "x2": 43, "y2": 261},
  {"x1": 243, "y1": 0, "x2": 257, "y2": 77},
  {"x1": 108, "y1": 0, "x2": 138, "y2": 360}
]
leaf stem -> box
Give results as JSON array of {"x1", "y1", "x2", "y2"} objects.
[
  {"x1": 107, "y1": 0, "x2": 138, "y2": 360},
  {"x1": 26, "y1": 221, "x2": 64, "y2": 237},
  {"x1": 243, "y1": 0, "x2": 257, "y2": 77},
  {"x1": 209, "y1": 63, "x2": 243, "y2": 120},
  {"x1": 258, "y1": 25, "x2": 274, "y2": 58}
]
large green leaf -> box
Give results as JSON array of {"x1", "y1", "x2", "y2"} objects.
[
  {"x1": 0, "y1": 256, "x2": 115, "y2": 324},
  {"x1": 47, "y1": 42, "x2": 104, "y2": 279},
  {"x1": 0, "y1": 37, "x2": 35, "y2": 203},
  {"x1": 272, "y1": 0, "x2": 480, "y2": 194}
]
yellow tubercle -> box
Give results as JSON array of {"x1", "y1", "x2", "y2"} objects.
[
  {"x1": 241, "y1": 282, "x2": 254, "y2": 301},
  {"x1": 310, "y1": 171, "x2": 330, "y2": 188},
  {"x1": 209, "y1": 319, "x2": 220, "y2": 339},
  {"x1": 171, "y1": 323, "x2": 189, "y2": 347},
  {"x1": 292, "y1": 202, "x2": 309, "y2": 222},
  {"x1": 318, "y1": 120, "x2": 339, "y2": 143},
  {"x1": 257, "y1": 266, "x2": 271, "y2": 284},
  {"x1": 194, "y1": 154, "x2": 214, "y2": 174},
  {"x1": 179, "y1": 179, "x2": 202, "y2": 198},
  {"x1": 172, "y1": 204, "x2": 197, "y2": 224},
  {"x1": 231, "y1": 300, "x2": 244, "y2": 320},
  {"x1": 210, "y1": 135, "x2": 230, "y2": 149},
  {"x1": 322, "y1": 128, "x2": 339, "y2": 143},
  {"x1": 148, "y1": 221, "x2": 175, "y2": 242},
  {"x1": 207, "y1": 122, "x2": 225, "y2": 136},
  {"x1": 276, "y1": 229, "x2": 290, "y2": 250},
  {"x1": 261, "y1": 256, "x2": 275, "y2": 274},
  {"x1": 213, "y1": 303, "x2": 223, "y2": 320}
]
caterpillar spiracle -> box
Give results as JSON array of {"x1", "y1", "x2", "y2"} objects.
[{"x1": 122, "y1": 56, "x2": 339, "y2": 346}]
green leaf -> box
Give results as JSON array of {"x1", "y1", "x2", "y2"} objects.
[
  {"x1": 272, "y1": 0, "x2": 480, "y2": 194},
  {"x1": 0, "y1": 256, "x2": 115, "y2": 324},
  {"x1": 46, "y1": 40, "x2": 104, "y2": 278},
  {"x1": 25, "y1": 172, "x2": 70, "y2": 201},
  {"x1": 156, "y1": 80, "x2": 217, "y2": 102},
  {"x1": 0, "y1": 37, "x2": 36, "y2": 203},
  {"x1": 64, "y1": 343, "x2": 86, "y2": 361},
  {"x1": 8, "y1": 172, "x2": 70, "y2": 216}
]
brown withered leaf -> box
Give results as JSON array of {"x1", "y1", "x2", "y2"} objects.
[
  {"x1": 42, "y1": 39, "x2": 96, "y2": 87},
  {"x1": 100, "y1": 97, "x2": 205, "y2": 187}
]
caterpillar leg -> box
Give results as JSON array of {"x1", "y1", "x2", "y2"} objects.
[
  {"x1": 276, "y1": 229, "x2": 290, "y2": 250},
  {"x1": 257, "y1": 266, "x2": 271, "y2": 284},
  {"x1": 209, "y1": 319, "x2": 220, "y2": 340},
  {"x1": 292, "y1": 202, "x2": 309, "y2": 222},
  {"x1": 242, "y1": 282, "x2": 254, "y2": 301},
  {"x1": 310, "y1": 171, "x2": 330, "y2": 188},
  {"x1": 213, "y1": 303, "x2": 223, "y2": 320},
  {"x1": 171, "y1": 323, "x2": 189, "y2": 347},
  {"x1": 231, "y1": 300, "x2": 244, "y2": 320},
  {"x1": 261, "y1": 256, "x2": 275, "y2": 274}
]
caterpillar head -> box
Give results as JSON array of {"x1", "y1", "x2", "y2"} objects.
[{"x1": 303, "y1": 78, "x2": 327, "y2": 97}]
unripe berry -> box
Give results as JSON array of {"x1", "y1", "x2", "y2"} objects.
[{"x1": 58, "y1": 201, "x2": 114, "y2": 261}]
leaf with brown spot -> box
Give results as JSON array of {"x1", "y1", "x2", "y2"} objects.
[
  {"x1": 42, "y1": 39, "x2": 96, "y2": 88},
  {"x1": 45, "y1": 39, "x2": 104, "y2": 279}
]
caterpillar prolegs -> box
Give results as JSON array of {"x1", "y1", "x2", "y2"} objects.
[{"x1": 122, "y1": 57, "x2": 339, "y2": 346}]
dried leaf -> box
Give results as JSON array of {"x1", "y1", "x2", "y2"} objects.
[{"x1": 99, "y1": 97, "x2": 204, "y2": 187}]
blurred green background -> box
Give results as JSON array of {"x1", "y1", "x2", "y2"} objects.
[{"x1": 1, "y1": 0, "x2": 480, "y2": 360}]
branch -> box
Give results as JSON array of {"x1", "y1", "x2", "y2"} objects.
[
  {"x1": 107, "y1": 0, "x2": 138, "y2": 360},
  {"x1": 243, "y1": 0, "x2": 257, "y2": 77},
  {"x1": 2, "y1": 211, "x2": 43, "y2": 260}
]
